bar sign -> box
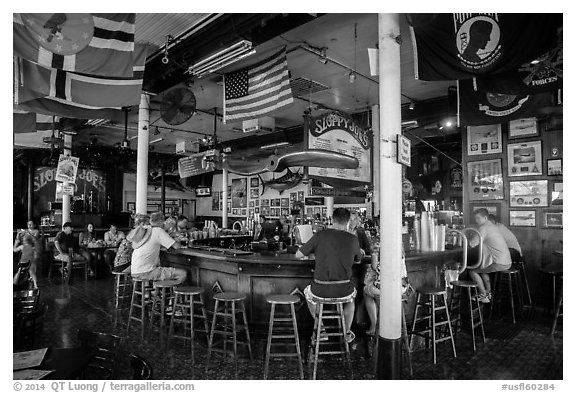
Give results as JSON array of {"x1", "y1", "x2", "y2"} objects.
[{"x1": 397, "y1": 135, "x2": 411, "y2": 167}]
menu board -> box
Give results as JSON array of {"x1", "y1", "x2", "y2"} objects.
[
  {"x1": 307, "y1": 112, "x2": 371, "y2": 184},
  {"x1": 178, "y1": 151, "x2": 216, "y2": 178}
]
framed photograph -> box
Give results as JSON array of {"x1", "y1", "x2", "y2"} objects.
[
  {"x1": 212, "y1": 192, "x2": 219, "y2": 211},
  {"x1": 509, "y1": 210, "x2": 536, "y2": 227},
  {"x1": 544, "y1": 212, "x2": 563, "y2": 228},
  {"x1": 250, "y1": 177, "x2": 259, "y2": 188},
  {"x1": 232, "y1": 208, "x2": 238, "y2": 215},
  {"x1": 547, "y1": 159, "x2": 562, "y2": 176},
  {"x1": 281, "y1": 208, "x2": 289, "y2": 216},
  {"x1": 126, "y1": 202, "x2": 135, "y2": 212},
  {"x1": 290, "y1": 192, "x2": 297, "y2": 201},
  {"x1": 274, "y1": 198, "x2": 281, "y2": 206},
  {"x1": 467, "y1": 159, "x2": 504, "y2": 200},
  {"x1": 281, "y1": 198, "x2": 289, "y2": 207},
  {"x1": 297, "y1": 191, "x2": 305, "y2": 201},
  {"x1": 249, "y1": 188, "x2": 259, "y2": 199},
  {"x1": 467, "y1": 125, "x2": 502, "y2": 156},
  {"x1": 249, "y1": 201, "x2": 254, "y2": 207},
  {"x1": 551, "y1": 182, "x2": 563, "y2": 207},
  {"x1": 248, "y1": 208, "x2": 254, "y2": 216},
  {"x1": 306, "y1": 207, "x2": 313, "y2": 215},
  {"x1": 470, "y1": 204, "x2": 501, "y2": 222},
  {"x1": 262, "y1": 199, "x2": 269, "y2": 207},
  {"x1": 508, "y1": 118, "x2": 539, "y2": 139},
  {"x1": 227, "y1": 202, "x2": 231, "y2": 213},
  {"x1": 241, "y1": 209, "x2": 247, "y2": 216},
  {"x1": 313, "y1": 207, "x2": 321, "y2": 215},
  {"x1": 255, "y1": 207, "x2": 260, "y2": 214},
  {"x1": 507, "y1": 141, "x2": 543, "y2": 176},
  {"x1": 231, "y1": 178, "x2": 247, "y2": 208},
  {"x1": 255, "y1": 199, "x2": 259, "y2": 207},
  {"x1": 509, "y1": 180, "x2": 548, "y2": 207}
]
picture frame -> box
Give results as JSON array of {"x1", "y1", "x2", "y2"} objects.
[
  {"x1": 507, "y1": 141, "x2": 543, "y2": 176},
  {"x1": 255, "y1": 207, "x2": 260, "y2": 214},
  {"x1": 509, "y1": 180, "x2": 548, "y2": 207},
  {"x1": 547, "y1": 159, "x2": 562, "y2": 176},
  {"x1": 232, "y1": 208, "x2": 238, "y2": 215},
  {"x1": 508, "y1": 118, "x2": 539, "y2": 139},
  {"x1": 241, "y1": 209, "x2": 247, "y2": 216},
  {"x1": 551, "y1": 182, "x2": 563, "y2": 207},
  {"x1": 231, "y1": 178, "x2": 247, "y2": 208},
  {"x1": 467, "y1": 159, "x2": 504, "y2": 201},
  {"x1": 249, "y1": 188, "x2": 259, "y2": 199},
  {"x1": 227, "y1": 202, "x2": 231, "y2": 213},
  {"x1": 274, "y1": 198, "x2": 280, "y2": 206},
  {"x1": 281, "y1": 198, "x2": 289, "y2": 207},
  {"x1": 255, "y1": 199, "x2": 259, "y2": 207},
  {"x1": 281, "y1": 208, "x2": 289, "y2": 216},
  {"x1": 509, "y1": 210, "x2": 536, "y2": 227},
  {"x1": 126, "y1": 202, "x2": 135, "y2": 212},
  {"x1": 262, "y1": 199, "x2": 269, "y2": 207},
  {"x1": 470, "y1": 204, "x2": 501, "y2": 222},
  {"x1": 467, "y1": 124, "x2": 502, "y2": 156},
  {"x1": 544, "y1": 212, "x2": 563, "y2": 228},
  {"x1": 290, "y1": 192, "x2": 297, "y2": 201},
  {"x1": 248, "y1": 208, "x2": 254, "y2": 216},
  {"x1": 249, "y1": 201, "x2": 254, "y2": 207},
  {"x1": 297, "y1": 191, "x2": 305, "y2": 201},
  {"x1": 250, "y1": 177, "x2": 259, "y2": 188}
]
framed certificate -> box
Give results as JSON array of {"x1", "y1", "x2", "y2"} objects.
[
  {"x1": 509, "y1": 210, "x2": 536, "y2": 227},
  {"x1": 507, "y1": 141, "x2": 543, "y2": 176},
  {"x1": 467, "y1": 159, "x2": 504, "y2": 200},
  {"x1": 467, "y1": 125, "x2": 502, "y2": 156}
]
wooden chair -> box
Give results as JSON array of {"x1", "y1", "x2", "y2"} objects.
[
  {"x1": 130, "y1": 353, "x2": 153, "y2": 380},
  {"x1": 77, "y1": 329, "x2": 123, "y2": 379},
  {"x1": 13, "y1": 289, "x2": 40, "y2": 315}
]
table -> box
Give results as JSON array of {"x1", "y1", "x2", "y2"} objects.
[
  {"x1": 28, "y1": 347, "x2": 95, "y2": 380},
  {"x1": 81, "y1": 245, "x2": 119, "y2": 277}
]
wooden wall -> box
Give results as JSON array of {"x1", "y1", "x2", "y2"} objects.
[{"x1": 462, "y1": 117, "x2": 563, "y2": 308}]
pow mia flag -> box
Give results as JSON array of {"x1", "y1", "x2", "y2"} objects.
[{"x1": 409, "y1": 13, "x2": 562, "y2": 81}]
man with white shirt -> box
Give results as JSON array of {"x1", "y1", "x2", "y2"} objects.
[{"x1": 488, "y1": 214, "x2": 522, "y2": 262}]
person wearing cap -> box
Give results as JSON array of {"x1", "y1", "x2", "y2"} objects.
[
  {"x1": 54, "y1": 222, "x2": 87, "y2": 281},
  {"x1": 129, "y1": 212, "x2": 187, "y2": 284}
]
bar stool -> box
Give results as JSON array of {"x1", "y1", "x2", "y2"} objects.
[
  {"x1": 538, "y1": 266, "x2": 563, "y2": 314},
  {"x1": 550, "y1": 276, "x2": 563, "y2": 335},
  {"x1": 512, "y1": 258, "x2": 532, "y2": 307},
  {"x1": 489, "y1": 269, "x2": 523, "y2": 324},
  {"x1": 309, "y1": 296, "x2": 353, "y2": 380},
  {"x1": 167, "y1": 286, "x2": 210, "y2": 366},
  {"x1": 449, "y1": 280, "x2": 486, "y2": 351},
  {"x1": 127, "y1": 278, "x2": 154, "y2": 341},
  {"x1": 112, "y1": 270, "x2": 132, "y2": 310},
  {"x1": 206, "y1": 292, "x2": 253, "y2": 377},
  {"x1": 149, "y1": 280, "x2": 179, "y2": 344},
  {"x1": 410, "y1": 286, "x2": 457, "y2": 364},
  {"x1": 263, "y1": 294, "x2": 304, "y2": 379}
]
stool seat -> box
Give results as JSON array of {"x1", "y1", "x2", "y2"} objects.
[
  {"x1": 266, "y1": 294, "x2": 299, "y2": 304},
  {"x1": 131, "y1": 277, "x2": 151, "y2": 283},
  {"x1": 451, "y1": 280, "x2": 478, "y2": 288},
  {"x1": 539, "y1": 267, "x2": 563, "y2": 275},
  {"x1": 153, "y1": 280, "x2": 180, "y2": 288},
  {"x1": 310, "y1": 295, "x2": 354, "y2": 304},
  {"x1": 500, "y1": 268, "x2": 520, "y2": 274},
  {"x1": 418, "y1": 286, "x2": 447, "y2": 295},
  {"x1": 174, "y1": 286, "x2": 204, "y2": 295},
  {"x1": 112, "y1": 270, "x2": 129, "y2": 276},
  {"x1": 213, "y1": 291, "x2": 246, "y2": 302}
]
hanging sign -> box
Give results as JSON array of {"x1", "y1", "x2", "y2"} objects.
[
  {"x1": 55, "y1": 154, "x2": 79, "y2": 183},
  {"x1": 178, "y1": 151, "x2": 216, "y2": 178},
  {"x1": 61, "y1": 184, "x2": 75, "y2": 196},
  {"x1": 397, "y1": 135, "x2": 411, "y2": 166}
]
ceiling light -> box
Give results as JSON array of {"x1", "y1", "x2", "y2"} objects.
[
  {"x1": 348, "y1": 72, "x2": 356, "y2": 84},
  {"x1": 318, "y1": 48, "x2": 328, "y2": 64},
  {"x1": 187, "y1": 40, "x2": 255, "y2": 78},
  {"x1": 530, "y1": 59, "x2": 540, "y2": 65},
  {"x1": 260, "y1": 141, "x2": 290, "y2": 150},
  {"x1": 445, "y1": 120, "x2": 453, "y2": 128},
  {"x1": 409, "y1": 101, "x2": 415, "y2": 110},
  {"x1": 149, "y1": 138, "x2": 164, "y2": 144}
]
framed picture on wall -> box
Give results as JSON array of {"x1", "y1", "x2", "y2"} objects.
[
  {"x1": 241, "y1": 209, "x2": 247, "y2": 216},
  {"x1": 248, "y1": 208, "x2": 254, "y2": 216},
  {"x1": 508, "y1": 118, "x2": 539, "y2": 139},
  {"x1": 470, "y1": 204, "x2": 501, "y2": 222},
  {"x1": 249, "y1": 201, "x2": 254, "y2": 207},
  {"x1": 290, "y1": 192, "x2": 297, "y2": 201},
  {"x1": 231, "y1": 178, "x2": 247, "y2": 208},
  {"x1": 551, "y1": 182, "x2": 563, "y2": 207},
  {"x1": 250, "y1": 177, "x2": 259, "y2": 188},
  {"x1": 467, "y1": 159, "x2": 504, "y2": 201},
  {"x1": 262, "y1": 199, "x2": 269, "y2": 207},
  {"x1": 507, "y1": 141, "x2": 543, "y2": 176},
  {"x1": 255, "y1": 199, "x2": 259, "y2": 207},
  {"x1": 297, "y1": 191, "x2": 305, "y2": 201},
  {"x1": 274, "y1": 198, "x2": 281, "y2": 206},
  {"x1": 509, "y1": 180, "x2": 548, "y2": 207},
  {"x1": 281, "y1": 198, "x2": 289, "y2": 207},
  {"x1": 255, "y1": 207, "x2": 260, "y2": 214},
  {"x1": 249, "y1": 188, "x2": 259, "y2": 199},
  {"x1": 126, "y1": 202, "x2": 135, "y2": 212},
  {"x1": 219, "y1": 202, "x2": 222, "y2": 211},
  {"x1": 544, "y1": 212, "x2": 563, "y2": 228},
  {"x1": 509, "y1": 210, "x2": 536, "y2": 227},
  {"x1": 232, "y1": 208, "x2": 238, "y2": 215},
  {"x1": 227, "y1": 202, "x2": 231, "y2": 213},
  {"x1": 467, "y1": 125, "x2": 502, "y2": 156},
  {"x1": 547, "y1": 159, "x2": 562, "y2": 176}
]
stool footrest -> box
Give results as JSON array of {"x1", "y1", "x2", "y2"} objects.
[
  {"x1": 267, "y1": 353, "x2": 300, "y2": 357},
  {"x1": 270, "y1": 334, "x2": 298, "y2": 339}
]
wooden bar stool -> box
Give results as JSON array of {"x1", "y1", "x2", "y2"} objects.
[
  {"x1": 550, "y1": 276, "x2": 563, "y2": 335},
  {"x1": 263, "y1": 294, "x2": 304, "y2": 379},
  {"x1": 489, "y1": 269, "x2": 522, "y2": 324},
  {"x1": 127, "y1": 278, "x2": 153, "y2": 341},
  {"x1": 449, "y1": 280, "x2": 486, "y2": 351},
  {"x1": 149, "y1": 280, "x2": 179, "y2": 344},
  {"x1": 512, "y1": 258, "x2": 532, "y2": 307},
  {"x1": 205, "y1": 292, "x2": 253, "y2": 377},
  {"x1": 539, "y1": 266, "x2": 563, "y2": 314},
  {"x1": 409, "y1": 286, "x2": 457, "y2": 364},
  {"x1": 168, "y1": 286, "x2": 210, "y2": 366},
  {"x1": 112, "y1": 270, "x2": 132, "y2": 310},
  {"x1": 309, "y1": 296, "x2": 353, "y2": 380}
]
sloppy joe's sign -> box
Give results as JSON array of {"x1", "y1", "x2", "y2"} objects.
[{"x1": 307, "y1": 112, "x2": 371, "y2": 184}]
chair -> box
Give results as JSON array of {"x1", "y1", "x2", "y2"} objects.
[
  {"x1": 14, "y1": 302, "x2": 47, "y2": 351},
  {"x1": 77, "y1": 329, "x2": 123, "y2": 379},
  {"x1": 48, "y1": 242, "x2": 88, "y2": 283},
  {"x1": 130, "y1": 353, "x2": 153, "y2": 380},
  {"x1": 13, "y1": 288, "x2": 40, "y2": 315}
]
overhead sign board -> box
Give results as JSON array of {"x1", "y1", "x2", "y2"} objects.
[
  {"x1": 55, "y1": 154, "x2": 79, "y2": 183},
  {"x1": 178, "y1": 151, "x2": 216, "y2": 178}
]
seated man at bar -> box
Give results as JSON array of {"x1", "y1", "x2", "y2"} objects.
[
  {"x1": 348, "y1": 211, "x2": 371, "y2": 257},
  {"x1": 468, "y1": 208, "x2": 512, "y2": 303},
  {"x1": 488, "y1": 214, "x2": 523, "y2": 262},
  {"x1": 170, "y1": 216, "x2": 190, "y2": 244},
  {"x1": 129, "y1": 212, "x2": 187, "y2": 284},
  {"x1": 54, "y1": 222, "x2": 86, "y2": 281},
  {"x1": 296, "y1": 208, "x2": 361, "y2": 343},
  {"x1": 103, "y1": 224, "x2": 126, "y2": 271}
]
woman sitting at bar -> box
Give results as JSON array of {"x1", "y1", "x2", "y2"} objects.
[{"x1": 468, "y1": 208, "x2": 512, "y2": 303}]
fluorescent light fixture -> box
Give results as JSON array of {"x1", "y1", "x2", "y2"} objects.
[
  {"x1": 260, "y1": 141, "x2": 290, "y2": 150},
  {"x1": 187, "y1": 40, "x2": 255, "y2": 78},
  {"x1": 149, "y1": 138, "x2": 164, "y2": 144}
]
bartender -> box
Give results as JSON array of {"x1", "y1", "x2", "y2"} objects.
[{"x1": 253, "y1": 215, "x2": 266, "y2": 241}]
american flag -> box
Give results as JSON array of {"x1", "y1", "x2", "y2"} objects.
[{"x1": 223, "y1": 48, "x2": 293, "y2": 123}]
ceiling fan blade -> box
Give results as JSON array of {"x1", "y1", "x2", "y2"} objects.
[{"x1": 275, "y1": 149, "x2": 359, "y2": 172}]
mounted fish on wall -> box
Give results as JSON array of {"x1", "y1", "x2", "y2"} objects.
[{"x1": 258, "y1": 169, "x2": 303, "y2": 195}]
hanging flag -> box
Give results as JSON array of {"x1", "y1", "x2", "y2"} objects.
[
  {"x1": 17, "y1": 44, "x2": 147, "y2": 108},
  {"x1": 223, "y1": 48, "x2": 294, "y2": 123},
  {"x1": 409, "y1": 13, "x2": 562, "y2": 81},
  {"x1": 473, "y1": 32, "x2": 563, "y2": 94},
  {"x1": 14, "y1": 13, "x2": 136, "y2": 78},
  {"x1": 13, "y1": 110, "x2": 58, "y2": 133},
  {"x1": 458, "y1": 79, "x2": 555, "y2": 126}
]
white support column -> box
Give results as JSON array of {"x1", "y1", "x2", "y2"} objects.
[
  {"x1": 135, "y1": 93, "x2": 150, "y2": 215},
  {"x1": 372, "y1": 104, "x2": 380, "y2": 217},
  {"x1": 325, "y1": 196, "x2": 334, "y2": 219},
  {"x1": 222, "y1": 169, "x2": 229, "y2": 228},
  {"x1": 377, "y1": 13, "x2": 403, "y2": 379},
  {"x1": 62, "y1": 133, "x2": 73, "y2": 224}
]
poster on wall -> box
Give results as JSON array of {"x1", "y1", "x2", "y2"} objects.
[
  {"x1": 551, "y1": 182, "x2": 563, "y2": 206},
  {"x1": 507, "y1": 141, "x2": 543, "y2": 176},
  {"x1": 510, "y1": 210, "x2": 537, "y2": 227},
  {"x1": 307, "y1": 112, "x2": 371, "y2": 185},
  {"x1": 231, "y1": 178, "x2": 247, "y2": 208},
  {"x1": 509, "y1": 180, "x2": 548, "y2": 207},
  {"x1": 212, "y1": 192, "x2": 219, "y2": 211},
  {"x1": 467, "y1": 159, "x2": 504, "y2": 201},
  {"x1": 467, "y1": 125, "x2": 502, "y2": 156},
  {"x1": 55, "y1": 154, "x2": 79, "y2": 183},
  {"x1": 508, "y1": 118, "x2": 539, "y2": 139}
]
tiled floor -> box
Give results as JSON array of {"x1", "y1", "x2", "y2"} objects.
[{"x1": 19, "y1": 273, "x2": 563, "y2": 380}]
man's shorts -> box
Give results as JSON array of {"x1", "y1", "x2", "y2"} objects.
[
  {"x1": 304, "y1": 284, "x2": 356, "y2": 304},
  {"x1": 132, "y1": 266, "x2": 179, "y2": 281},
  {"x1": 54, "y1": 253, "x2": 84, "y2": 262}
]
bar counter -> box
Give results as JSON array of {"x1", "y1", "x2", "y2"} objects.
[{"x1": 161, "y1": 246, "x2": 463, "y2": 334}]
